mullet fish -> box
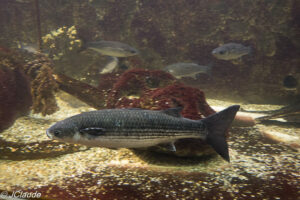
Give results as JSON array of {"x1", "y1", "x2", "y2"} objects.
[{"x1": 46, "y1": 105, "x2": 240, "y2": 162}]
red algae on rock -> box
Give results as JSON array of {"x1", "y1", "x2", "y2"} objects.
[
  {"x1": 97, "y1": 73, "x2": 120, "y2": 92},
  {"x1": 0, "y1": 49, "x2": 32, "y2": 132},
  {"x1": 106, "y1": 68, "x2": 176, "y2": 108},
  {"x1": 147, "y1": 84, "x2": 215, "y2": 119},
  {"x1": 105, "y1": 68, "x2": 215, "y2": 119}
]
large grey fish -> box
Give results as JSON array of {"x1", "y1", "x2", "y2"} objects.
[
  {"x1": 86, "y1": 40, "x2": 139, "y2": 57},
  {"x1": 164, "y1": 62, "x2": 212, "y2": 79},
  {"x1": 212, "y1": 43, "x2": 251, "y2": 60},
  {"x1": 46, "y1": 105, "x2": 240, "y2": 162}
]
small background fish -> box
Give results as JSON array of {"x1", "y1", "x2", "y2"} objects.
[
  {"x1": 86, "y1": 40, "x2": 139, "y2": 57},
  {"x1": 17, "y1": 42, "x2": 39, "y2": 54},
  {"x1": 164, "y1": 62, "x2": 212, "y2": 79},
  {"x1": 212, "y1": 43, "x2": 251, "y2": 60}
]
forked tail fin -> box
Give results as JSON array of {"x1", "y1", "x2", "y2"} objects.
[{"x1": 202, "y1": 105, "x2": 240, "y2": 162}]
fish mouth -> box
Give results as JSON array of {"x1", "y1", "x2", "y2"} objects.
[{"x1": 46, "y1": 129, "x2": 53, "y2": 139}]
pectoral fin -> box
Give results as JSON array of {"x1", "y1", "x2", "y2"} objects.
[{"x1": 79, "y1": 127, "x2": 106, "y2": 136}]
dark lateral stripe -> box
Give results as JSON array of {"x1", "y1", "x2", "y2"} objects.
[
  {"x1": 100, "y1": 132, "x2": 201, "y2": 140},
  {"x1": 104, "y1": 131, "x2": 199, "y2": 137},
  {"x1": 96, "y1": 135, "x2": 196, "y2": 140},
  {"x1": 106, "y1": 128, "x2": 199, "y2": 134}
]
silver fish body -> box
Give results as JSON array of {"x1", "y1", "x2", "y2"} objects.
[
  {"x1": 46, "y1": 106, "x2": 240, "y2": 161},
  {"x1": 164, "y1": 62, "x2": 211, "y2": 79},
  {"x1": 212, "y1": 43, "x2": 251, "y2": 60},
  {"x1": 86, "y1": 40, "x2": 139, "y2": 57}
]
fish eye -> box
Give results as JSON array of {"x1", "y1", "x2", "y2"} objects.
[
  {"x1": 219, "y1": 50, "x2": 225, "y2": 55},
  {"x1": 54, "y1": 130, "x2": 62, "y2": 137}
]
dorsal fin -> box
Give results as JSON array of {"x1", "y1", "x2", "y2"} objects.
[{"x1": 162, "y1": 107, "x2": 182, "y2": 117}]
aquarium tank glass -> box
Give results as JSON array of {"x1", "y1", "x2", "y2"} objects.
[{"x1": 0, "y1": 0, "x2": 299, "y2": 200}]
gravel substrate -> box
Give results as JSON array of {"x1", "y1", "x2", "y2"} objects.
[{"x1": 0, "y1": 93, "x2": 299, "y2": 200}]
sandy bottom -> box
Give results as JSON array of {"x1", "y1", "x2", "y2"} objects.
[{"x1": 0, "y1": 93, "x2": 299, "y2": 200}]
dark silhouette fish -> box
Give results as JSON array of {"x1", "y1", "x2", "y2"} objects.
[{"x1": 46, "y1": 106, "x2": 240, "y2": 162}]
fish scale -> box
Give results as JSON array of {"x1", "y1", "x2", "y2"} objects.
[{"x1": 73, "y1": 109, "x2": 202, "y2": 137}]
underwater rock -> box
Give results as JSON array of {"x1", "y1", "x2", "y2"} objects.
[
  {"x1": 260, "y1": 129, "x2": 300, "y2": 149},
  {"x1": 73, "y1": 1, "x2": 99, "y2": 42},
  {"x1": 0, "y1": 49, "x2": 32, "y2": 132},
  {"x1": 54, "y1": 73, "x2": 106, "y2": 110}
]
